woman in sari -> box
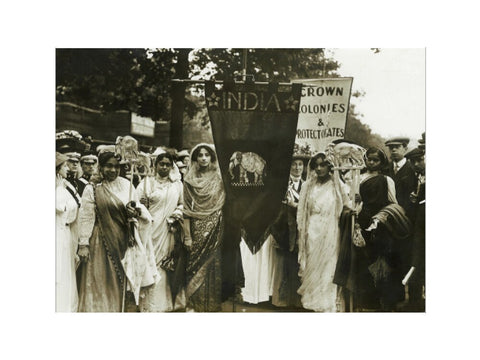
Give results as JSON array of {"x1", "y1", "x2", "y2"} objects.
[
  {"x1": 183, "y1": 144, "x2": 226, "y2": 312},
  {"x1": 56, "y1": 152, "x2": 81, "y2": 312},
  {"x1": 354, "y1": 147, "x2": 410, "y2": 311},
  {"x1": 296, "y1": 152, "x2": 351, "y2": 312},
  {"x1": 137, "y1": 152, "x2": 185, "y2": 312},
  {"x1": 77, "y1": 151, "x2": 156, "y2": 312}
]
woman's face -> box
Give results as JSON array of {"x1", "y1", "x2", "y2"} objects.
[
  {"x1": 57, "y1": 162, "x2": 69, "y2": 179},
  {"x1": 314, "y1": 158, "x2": 330, "y2": 179},
  {"x1": 366, "y1": 152, "x2": 382, "y2": 171},
  {"x1": 290, "y1": 159, "x2": 304, "y2": 178},
  {"x1": 101, "y1": 157, "x2": 120, "y2": 182},
  {"x1": 197, "y1": 148, "x2": 211, "y2": 168},
  {"x1": 156, "y1": 157, "x2": 172, "y2": 177}
]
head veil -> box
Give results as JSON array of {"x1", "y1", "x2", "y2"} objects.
[
  {"x1": 296, "y1": 152, "x2": 351, "y2": 276},
  {"x1": 183, "y1": 143, "x2": 225, "y2": 219},
  {"x1": 151, "y1": 149, "x2": 182, "y2": 182}
]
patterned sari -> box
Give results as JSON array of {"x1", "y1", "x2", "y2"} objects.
[{"x1": 183, "y1": 144, "x2": 226, "y2": 312}]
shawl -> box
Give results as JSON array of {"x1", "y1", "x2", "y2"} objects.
[
  {"x1": 372, "y1": 203, "x2": 411, "y2": 241},
  {"x1": 367, "y1": 203, "x2": 412, "y2": 286},
  {"x1": 183, "y1": 144, "x2": 225, "y2": 219}
]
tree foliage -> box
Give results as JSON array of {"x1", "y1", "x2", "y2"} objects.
[
  {"x1": 56, "y1": 48, "x2": 384, "y2": 148},
  {"x1": 190, "y1": 48, "x2": 340, "y2": 82},
  {"x1": 56, "y1": 48, "x2": 177, "y2": 121},
  {"x1": 345, "y1": 103, "x2": 386, "y2": 150}
]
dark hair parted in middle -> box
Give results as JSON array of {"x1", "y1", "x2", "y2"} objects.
[
  {"x1": 365, "y1": 147, "x2": 389, "y2": 174},
  {"x1": 191, "y1": 145, "x2": 217, "y2": 163},
  {"x1": 155, "y1": 152, "x2": 174, "y2": 166},
  {"x1": 98, "y1": 152, "x2": 122, "y2": 167},
  {"x1": 309, "y1": 152, "x2": 333, "y2": 171}
]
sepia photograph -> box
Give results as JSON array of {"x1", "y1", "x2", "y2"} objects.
[
  {"x1": 55, "y1": 48, "x2": 425, "y2": 313},
  {"x1": 5, "y1": 2, "x2": 479, "y2": 359}
]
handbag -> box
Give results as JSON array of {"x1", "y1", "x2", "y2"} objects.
[{"x1": 352, "y1": 222, "x2": 366, "y2": 247}]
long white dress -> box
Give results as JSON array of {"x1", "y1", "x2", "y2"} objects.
[
  {"x1": 56, "y1": 177, "x2": 79, "y2": 312},
  {"x1": 297, "y1": 178, "x2": 347, "y2": 312},
  {"x1": 136, "y1": 176, "x2": 185, "y2": 311},
  {"x1": 240, "y1": 235, "x2": 275, "y2": 304}
]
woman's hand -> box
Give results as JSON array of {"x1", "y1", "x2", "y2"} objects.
[
  {"x1": 409, "y1": 191, "x2": 418, "y2": 204},
  {"x1": 126, "y1": 201, "x2": 140, "y2": 218},
  {"x1": 354, "y1": 193, "x2": 362, "y2": 204},
  {"x1": 183, "y1": 236, "x2": 193, "y2": 249},
  {"x1": 78, "y1": 245, "x2": 90, "y2": 263}
]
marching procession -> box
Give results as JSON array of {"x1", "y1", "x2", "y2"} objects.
[{"x1": 55, "y1": 130, "x2": 426, "y2": 313}]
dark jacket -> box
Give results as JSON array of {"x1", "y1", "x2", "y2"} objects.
[{"x1": 388, "y1": 159, "x2": 417, "y2": 221}]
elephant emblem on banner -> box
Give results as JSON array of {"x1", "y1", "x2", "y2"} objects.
[{"x1": 229, "y1": 151, "x2": 266, "y2": 186}]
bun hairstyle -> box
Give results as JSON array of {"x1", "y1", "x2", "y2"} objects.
[
  {"x1": 98, "y1": 151, "x2": 122, "y2": 167},
  {"x1": 155, "y1": 152, "x2": 174, "y2": 166},
  {"x1": 191, "y1": 145, "x2": 216, "y2": 163},
  {"x1": 309, "y1": 152, "x2": 333, "y2": 171}
]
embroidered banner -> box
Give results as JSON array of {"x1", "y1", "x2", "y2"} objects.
[
  {"x1": 206, "y1": 81, "x2": 302, "y2": 253},
  {"x1": 293, "y1": 78, "x2": 353, "y2": 154}
]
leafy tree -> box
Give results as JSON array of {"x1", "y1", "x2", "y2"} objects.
[
  {"x1": 344, "y1": 103, "x2": 386, "y2": 150},
  {"x1": 56, "y1": 48, "x2": 177, "y2": 121},
  {"x1": 56, "y1": 48, "x2": 384, "y2": 148},
  {"x1": 190, "y1": 48, "x2": 340, "y2": 82}
]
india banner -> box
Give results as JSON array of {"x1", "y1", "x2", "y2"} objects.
[
  {"x1": 205, "y1": 81, "x2": 302, "y2": 254},
  {"x1": 294, "y1": 78, "x2": 353, "y2": 154}
]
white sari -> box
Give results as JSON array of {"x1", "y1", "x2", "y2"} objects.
[
  {"x1": 296, "y1": 158, "x2": 350, "y2": 312},
  {"x1": 136, "y1": 174, "x2": 184, "y2": 311}
]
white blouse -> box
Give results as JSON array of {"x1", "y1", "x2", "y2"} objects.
[{"x1": 78, "y1": 176, "x2": 151, "y2": 246}]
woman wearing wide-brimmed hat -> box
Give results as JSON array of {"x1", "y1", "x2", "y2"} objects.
[{"x1": 56, "y1": 152, "x2": 81, "y2": 312}]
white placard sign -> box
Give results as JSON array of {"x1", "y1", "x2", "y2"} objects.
[{"x1": 294, "y1": 78, "x2": 353, "y2": 154}]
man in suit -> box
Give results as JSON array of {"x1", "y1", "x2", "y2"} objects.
[
  {"x1": 385, "y1": 137, "x2": 417, "y2": 222},
  {"x1": 404, "y1": 146, "x2": 426, "y2": 312}
]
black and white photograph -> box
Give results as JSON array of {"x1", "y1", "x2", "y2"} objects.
[
  {"x1": 54, "y1": 48, "x2": 426, "y2": 313},
  {"x1": 4, "y1": 2, "x2": 480, "y2": 360}
]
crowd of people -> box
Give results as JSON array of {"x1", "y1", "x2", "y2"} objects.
[{"x1": 55, "y1": 132, "x2": 426, "y2": 312}]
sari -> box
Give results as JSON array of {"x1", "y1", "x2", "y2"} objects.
[
  {"x1": 183, "y1": 144, "x2": 226, "y2": 312},
  {"x1": 296, "y1": 160, "x2": 350, "y2": 312},
  {"x1": 354, "y1": 173, "x2": 406, "y2": 310},
  {"x1": 78, "y1": 177, "x2": 157, "y2": 312},
  {"x1": 136, "y1": 175, "x2": 185, "y2": 312}
]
